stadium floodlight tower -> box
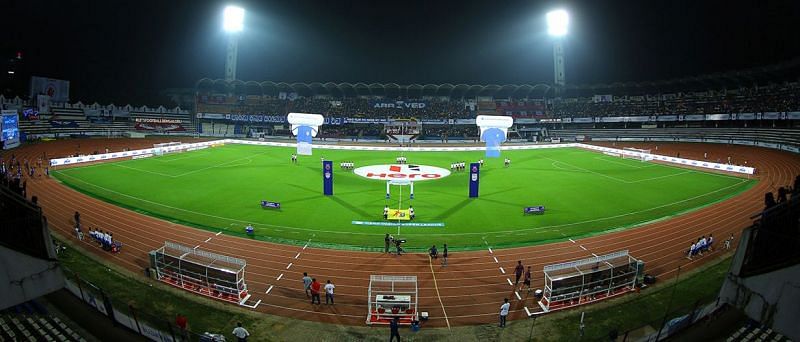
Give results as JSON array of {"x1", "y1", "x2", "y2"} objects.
[
  {"x1": 223, "y1": 5, "x2": 245, "y2": 81},
  {"x1": 546, "y1": 9, "x2": 569, "y2": 89}
]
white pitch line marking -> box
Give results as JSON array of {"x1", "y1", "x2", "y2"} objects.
[
  {"x1": 515, "y1": 291, "x2": 522, "y2": 300},
  {"x1": 493, "y1": 257, "x2": 499, "y2": 263},
  {"x1": 215, "y1": 231, "x2": 222, "y2": 236},
  {"x1": 204, "y1": 237, "x2": 212, "y2": 243},
  {"x1": 580, "y1": 245, "x2": 587, "y2": 250},
  {"x1": 265, "y1": 285, "x2": 273, "y2": 294},
  {"x1": 294, "y1": 252, "x2": 301, "y2": 259},
  {"x1": 286, "y1": 263, "x2": 293, "y2": 270},
  {"x1": 276, "y1": 273, "x2": 284, "y2": 281},
  {"x1": 499, "y1": 267, "x2": 506, "y2": 274}
]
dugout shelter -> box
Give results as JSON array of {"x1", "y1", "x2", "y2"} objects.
[
  {"x1": 150, "y1": 241, "x2": 250, "y2": 305},
  {"x1": 366, "y1": 275, "x2": 419, "y2": 325},
  {"x1": 539, "y1": 250, "x2": 642, "y2": 312}
]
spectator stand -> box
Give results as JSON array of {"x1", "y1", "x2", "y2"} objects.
[
  {"x1": 149, "y1": 241, "x2": 253, "y2": 307},
  {"x1": 539, "y1": 250, "x2": 643, "y2": 313},
  {"x1": 366, "y1": 275, "x2": 418, "y2": 325}
]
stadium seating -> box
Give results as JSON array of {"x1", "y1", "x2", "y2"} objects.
[
  {"x1": 726, "y1": 323, "x2": 791, "y2": 342},
  {"x1": 0, "y1": 303, "x2": 87, "y2": 342}
]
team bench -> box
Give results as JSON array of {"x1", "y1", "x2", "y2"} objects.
[
  {"x1": 261, "y1": 200, "x2": 281, "y2": 209},
  {"x1": 524, "y1": 206, "x2": 545, "y2": 215}
]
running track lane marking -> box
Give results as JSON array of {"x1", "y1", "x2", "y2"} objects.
[
  {"x1": 428, "y1": 255, "x2": 451, "y2": 330},
  {"x1": 193, "y1": 245, "x2": 200, "y2": 249},
  {"x1": 493, "y1": 257, "x2": 499, "y2": 263},
  {"x1": 515, "y1": 291, "x2": 522, "y2": 301},
  {"x1": 276, "y1": 273, "x2": 284, "y2": 281},
  {"x1": 499, "y1": 267, "x2": 506, "y2": 274},
  {"x1": 215, "y1": 231, "x2": 222, "y2": 236},
  {"x1": 266, "y1": 285, "x2": 273, "y2": 294},
  {"x1": 204, "y1": 237, "x2": 211, "y2": 243},
  {"x1": 488, "y1": 247, "x2": 493, "y2": 254},
  {"x1": 580, "y1": 245, "x2": 587, "y2": 250},
  {"x1": 569, "y1": 238, "x2": 576, "y2": 243},
  {"x1": 507, "y1": 278, "x2": 514, "y2": 286},
  {"x1": 592, "y1": 253, "x2": 598, "y2": 257},
  {"x1": 286, "y1": 263, "x2": 293, "y2": 270},
  {"x1": 294, "y1": 252, "x2": 301, "y2": 259}
]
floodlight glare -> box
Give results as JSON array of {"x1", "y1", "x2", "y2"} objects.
[
  {"x1": 546, "y1": 9, "x2": 569, "y2": 37},
  {"x1": 223, "y1": 6, "x2": 245, "y2": 32}
]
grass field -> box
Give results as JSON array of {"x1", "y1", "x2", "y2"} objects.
[{"x1": 53, "y1": 144, "x2": 755, "y2": 250}]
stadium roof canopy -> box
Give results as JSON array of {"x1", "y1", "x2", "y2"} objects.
[{"x1": 196, "y1": 58, "x2": 800, "y2": 99}]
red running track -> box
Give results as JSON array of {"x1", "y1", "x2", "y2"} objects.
[{"x1": 7, "y1": 138, "x2": 800, "y2": 328}]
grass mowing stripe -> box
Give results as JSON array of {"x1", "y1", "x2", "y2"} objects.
[{"x1": 53, "y1": 145, "x2": 755, "y2": 251}]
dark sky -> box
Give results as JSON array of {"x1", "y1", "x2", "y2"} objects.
[{"x1": 4, "y1": 0, "x2": 800, "y2": 105}]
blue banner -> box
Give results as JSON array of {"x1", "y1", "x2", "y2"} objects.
[
  {"x1": 469, "y1": 163, "x2": 480, "y2": 198},
  {"x1": 481, "y1": 128, "x2": 506, "y2": 158},
  {"x1": 323, "y1": 160, "x2": 334, "y2": 196}
]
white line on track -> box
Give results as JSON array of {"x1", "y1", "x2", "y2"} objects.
[
  {"x1": 499, "y1": 267, "x2": 506, "y2": 274},
  {"x1": 493, "y1": 257, "x2": 499, "y2": 263},
  {"x1": 506, "y1": 278, "x2": 514, "y2": 286},
  {"x1": 266, "y1": 285, "x2": 273, "y2": 294},
  {"x1": 193, "y1": 245, "x2": 200, "y2": 249},
  {"x1": 580, "y1": 245, "x2": 587, "y2": 250},
  {"x1": 592, "y1": 253, "x2": 598, "y2": 257},
  {"x1": 488, "y1": 247, "x2": 493, "y2": 254},
  {"x1": 286, "y1": 263, "x2": 293, "y2": 270},
  {"x1": 215, "y1": 231, "x2": 222, "y2": 236},
  {"x1": 515, "y1": 291, "x2": 522, "y2": 300},
  {"x1": 428, "y1": 256, "x2": 451, "y2": 330},
  {"x1": 524, "y1": 307, "x2": 532, "y2": 317},
  {"x1": 569, "y1": 238, "x2": 576, "y2": 243},
  {"x1": 294, "y1": 252, "x2": 301, "y2": 259},
  {"x1": 276, "y1": 273, "x2": 284, "y2": 281},
  {"x1": 204, "y1": 237, "x2": 211, "y2": 243}
]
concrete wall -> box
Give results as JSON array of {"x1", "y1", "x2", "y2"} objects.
[{"x1": 0, "y1": 245, "x2": 65, "y2": 310}]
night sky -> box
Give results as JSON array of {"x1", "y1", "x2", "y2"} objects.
[{"x1": 4, "y1": 0, "x2": 800, "y2": 105}]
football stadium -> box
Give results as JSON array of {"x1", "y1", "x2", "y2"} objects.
[{"x1": 2, "y1": 2, "x2": 800, "y2": 341}]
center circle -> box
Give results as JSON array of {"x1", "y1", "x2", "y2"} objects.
[{"x1": 353, "y1": 164, "x2": 452, "y2": 184}]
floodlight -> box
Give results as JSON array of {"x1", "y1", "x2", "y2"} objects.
[
  {"x1": 546, "y1": 9, "x2": 569, "y2": 37},
  {"x1": 223, "y1": 6, "x2": 245, "y2": 33}
]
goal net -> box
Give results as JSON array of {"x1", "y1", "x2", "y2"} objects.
[{"x1": 621, "y1": 147, "x2": 652, "y2": 162}]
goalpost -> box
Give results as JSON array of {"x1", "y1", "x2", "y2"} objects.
[{"x1": 621, "y1": 147, "x2": 653, "y2": 162}]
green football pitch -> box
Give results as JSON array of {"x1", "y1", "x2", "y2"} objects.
[{"x1": 53, "y1": 144, "x2": 755, "y2": 251}]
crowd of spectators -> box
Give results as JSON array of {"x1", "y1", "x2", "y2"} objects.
[{"x1": 199, "y1": 82, "x2": 799, "y2": 121}]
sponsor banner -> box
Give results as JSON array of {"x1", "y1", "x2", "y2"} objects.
[
  {"x1": 571, "y1": 117, "x2": 593, "y2": 123},
  {"x1": 592, "y1": 94, "x2": 613, "y2": 103},
  {"x1": 577, "y1": 144, "x2": 755, "y2": 175},
  {"x1": 50, "y1": 141, "x2": 222, "y2": 166},
  {"x1": 369, "y1": 100, "x2": 427, "y2": 109},
  {"x1": 600, "y1": 116, "x2": 654, "y2": 123},
  {"x1": 354, "y1": 164, "x2": 450, "y2": 182},
  {"x1": 343, "y1": 117, "x2": 389, "y2": 124},
  {"x1": 197, "y1": 112, "x2": 227, "y2": 119},
  {"x1": 132, "y1": 154, "x2": 154, "y2": 160},
  {"x1": 50, "y1": 120, "x2": 78, "y2": 128},
  {"x1": 786, "y1": 112, "x2": 800, "y2": 120},
  {"x1": 539, "y1": 118, "x2": 562, "y2": 123},
  {"x1": 737, "y1": 113, "x2": 756, "y2": 120},
  {"x1": 135, "y1": 122, "x2": 185, "y2": 132},
  {"x1": 684, "y1": 114, "x2": 705, "y2": 121},
  {"x1": 705, "y1": 114, "x2": 730, "y2": 121},
  {"x1": 388, "y1": 209, "x2": 411, "y2": 221},
  {"x1": 323, "y1": 160, "x2": 334, "y2": 195},
  {"x1": 134, "y1": 117, "x2": 182, "y2": 124},
  {"x1": 781, "y1": 145, "x2": 800, "y2": 153},
  {"x1": 469, "y1": 162, "x2": 480, "y2": 198},
  {"x1": 762, "y1": 112, "x2": 781, "y2": 120},
  {"x1": 324, "y1": 117, "x2": 343, "y2": 125},
  {"x1": 732, "y1": 140, "x2": 756, "y2": 146},
  {"x1": 351, "y1": 220, "x2": 445, "y2": 227},
  {"x1": 421, "y1": 119, "x2": 448, "y2": 125},
  {"x1": 454, "y1": 119, "x2": 476, "y2": 125},
  {"x1": 227, "y1": 114, "x2": 287, "y2": 123},
  {"x1": 657, "y1": 115, "x2": 678, "y2": 121},
  {"x1": 29, "y1": 76, "x2": 70, "y2": 102},
  {"x1": 515, "y1": 118, "x2": 538, "y2": 124}
]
